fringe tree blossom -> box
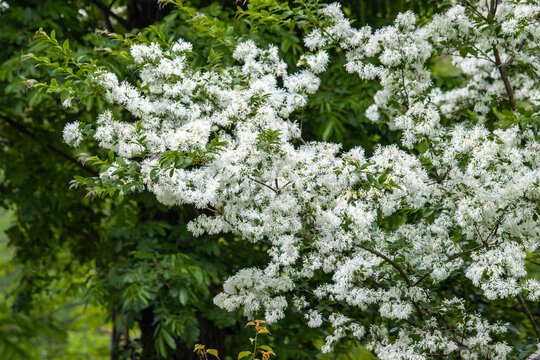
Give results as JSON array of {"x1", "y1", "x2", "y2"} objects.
[
  {"x1": 62, "y1": 121, "x2": 83, "y2": 147},
  {"x1": 55, "y1": 0, "x2": 540, "y2": 358}
]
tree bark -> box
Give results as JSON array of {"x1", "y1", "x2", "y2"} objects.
[
  {"x1": 127, "y1": 0, "x2": 172, "y2": 30},
  {"x1": 174, "y1": 316, "x2": 226, "y2": 360},
  {"x1": 138, "y1": 307, "x2": 226, "y2": 360},
  {"x1": 492, "y1": 45, "x2": 517, "y2": 112},
  {"x1": 139, "y1": 307, "x2": 160, "y2": 360}
]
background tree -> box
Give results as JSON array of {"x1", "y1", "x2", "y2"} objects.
[{"x1": 0, "y1": 0, "x2": 438, "y2": 359}]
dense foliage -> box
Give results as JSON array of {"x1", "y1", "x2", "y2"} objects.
[
  {"x1": 25, "y1": 0, "x2": 540, "y2": 359},
  {"x1": 0, "y1": 0, "x2": 434, "y2": 359}
]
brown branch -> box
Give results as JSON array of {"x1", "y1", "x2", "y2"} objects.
[
  {"x1": 275, "y1": 179, "x2": 293, "y2": 194},
  {"x1": 423, "y1": 135, "x2": 447, "y2": 186},
  {"x1": 97, "y1": 6, "x2": 115, "y2": 33},
  {"x1": 493, "y1": 45, "x2": 517, "y2": 111},
  {"x1": 505, "y1": 38, "x2": 527, "y2": 67},
  {"x1": 489, "y1": 0, "x2": 497, "y2": 15},
  {"x1": 357, "y1": 244, "x2": 412, "y2": 287},
  {"x1": 441, "y1": 51, "x2": 496, "y2": 65},
  {"x1": 90, "y1": 0, "x2": 130, "y2": 30},
  {"x1": 0, "y1": 115, "x2": 98, "y2": 176},
  {"x1": 473, "y1": 222, "x2": 486, "y2": 244},
  {"x1": 446, "y1": 243, "x2": 487, "y2": 262},
  {"x1": 434, "y1": 150, "x2": 472, "y2": 185},
  {"x1": 400, "y1": 67, "x2": 410, "y2": 111},
  {"x1": 297, "y1": 0, "x2": 340, "y2": 44},
  {"x1": 528, "y1": 259, "x2": 540, "y2": 266},
  {"x1": 458, "y1": 0, "x2": 488, "y2": 21},
  {"x1": 412, "y1": 272, "x2": 430, "y2": 287},
  {"x1": 469, "y1": 43, "x2": 497, "y2": 65},
  {"x1": 516, "y1": 294, "x2": 540, "y2": 340},
  {"x1": 446, "y1": 214, "x2": 505, "y2": 263},
  {"x1": 247, "y1": 176, "x2": 279, "y2": 194}
]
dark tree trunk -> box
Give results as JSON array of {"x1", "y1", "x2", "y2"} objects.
[
  {"x1": 137, "y1": 307, "x2": 226, "y2": 360},
  {"x1": 173, "y1": 316, "x2": 226, "y2": 360},
  {"x1": 127, "y1": 0, "x2": 172, "y2": 30},
  {"x1": 139, "y1": 307, "x2": 161, "y2": 360},
  {"x1": 111, "y1": 311, "x2": 120, "y2": 360}
]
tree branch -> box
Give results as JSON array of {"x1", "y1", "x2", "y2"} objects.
[
  {"x1": 504, "y1": 38, "x2": 527, "y2": 67},
  {"x1": 90, "y1": 0, "x2": 130, "y2": 30},
  {"x1": 516, "y1": 293, "x2": 540, "y2": 340},
  {"x1": 528, "y1": 259, "x2": 540, "y2": 266},
  {"x1": 247, "y1": 176, "x2": 279, "y2": 194},
  {"x1": 446, "y1": 243, "x2": 488, "y2": 262},
  {"x1": 0, "y1": 115, "x2": 98, "y2": 176},
  {"x1": 458, "y1": 0, "x2": 488, "y2": 21},
  {"x1": 97, "y1": 6, "x2": 115, "y2": 33},
  {"x1": 493, "y1": 45, "x2": 517, "y2": 111},
  {"x1": 357, "y1": 244, "x2": 412, "y2": 287}
]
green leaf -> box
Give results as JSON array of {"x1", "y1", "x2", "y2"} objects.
[
  {"x1": 238, "y1": 351, "x2": 251, "y2": 360},
  {"x1": 207, "y1": 349, "x2": 220, "y2": 359},
  {"x1": 321, "y1": 120, "x2": 333, "y2": 141},
  {"x1": 62, "y1": 39, "x2": 69, "y2": 52},
  {"x1": 161, "y1": 328, "x2": 176, "y2": 349},
  {"x1": 178, "y1": 288, "x2": 188, "y2": 305},
  {"x1": 259, "y1": 345, "x2": 273, "y2": 352},
  {"x1": 156, "y1": 336, "x2": 167, "y2": 358}
]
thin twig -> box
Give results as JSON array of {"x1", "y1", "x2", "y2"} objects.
[
  {"x1": 516, "y1": 293, "x2": 540, "y2": 340},
  {"x1": 446, "y1": 243, "x2": 487, "y2": 262},
  {"x1": 412, "y1": 273, "x2": 430, "y2": 287},
  {"x1": 276, "y1": 179, "x2": 293, "y2": 193},
  {"x1": 504, "y1": 38, "x2": 527, "y2": 67},
  {"x1": 400, "y1": 67, "x2": 410, "y2": 111},
  {"x1": 247, "y1": 176, "x2": 279, "y2": 193},
  {"x1": 528, "y1": 259, "x2": 540, "y2": 266},
  {"x1": 458, "y1": 0, "x2": 488, "y2": 21},
  {"x1": 357, "y1": 244, "x2": 412, "y2": 286}
]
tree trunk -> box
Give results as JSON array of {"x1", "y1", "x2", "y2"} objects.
[
  {"x1": 127, "y1": 0, "x2": 172, "y2": 30},
  {"x1": 138, "y1": 307, "x2": 226, "y2": 360},
  {"x1": 139, "y1": 307, "x2": 161, "y2": 360},
  {"x1": 173, "y1": 316, "x2": 226, "y2": 360}
]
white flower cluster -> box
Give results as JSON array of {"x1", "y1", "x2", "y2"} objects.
[
  {"x1": 63, "y1": 121, "x2": 82, "y2": 147},
  {"x1": 308, "y1": 0, "x2": 540, "y2": 123},
  {"x1": 63, "y1": 0, "x2": 540, "y2": 358}
]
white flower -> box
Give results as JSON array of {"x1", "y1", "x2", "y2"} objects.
[
  {"x1": 63, "y1": 121, "x2": 83, "y2": 147},
  {"x1": 64, "y1": 4, "x2": 540, "y2": 357},
  {"x1": 62, "y1": 97, "x2": 73, "y2": 108},
  {"x1": 305, "y1": 309, "x2": 323, "y2": 328}
]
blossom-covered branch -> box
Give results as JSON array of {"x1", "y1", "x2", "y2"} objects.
[{"x1": 35, "y1": 0, "x2": 540, "y2": 358}]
